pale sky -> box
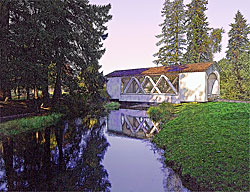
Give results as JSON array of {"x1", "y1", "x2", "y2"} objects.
[{"x1": 89, "y1": 0, "x2": 250, "y2": 75}]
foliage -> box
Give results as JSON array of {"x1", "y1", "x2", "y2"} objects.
[
  {"x1": 218, "y1": 53, "x2": 250, "y2": 100},
  {"x1": 147, "y1": 102, "x2": 174, "y2": 123},
  {"x1": 152, "y1": 102, "x2": 250, "y2": 191},
  {"x1": 208, "y1": 28, "x2": 225, "y2": 61},
  {"x1": 185, "y1": 0, "x2": 210, "y2": 63},
  {"x1": 52, "y1": 92, "x2": 106, "y2": 119},
  {"x1": 154, "y1": 0, "x2": 172, "y2": 66},
  {"x1": 104, "y1": 102, "x2": 120, "y2": 111},
  {"x1": 219, "y1": 11, "x2": 250, "y2": 100},
  {"x1": 154, "y1": 0, "x2": 186, "y2": 66},
  {"x1": 154, "y1": 0, "x2": 223, "y2": 65},
  {"x1": 226, "y1": 11, "x2": 250, "y2": 62},
  {"x1": 0, "y1": 0, "x2": 112, "y2": 103},
  {"x1": 0, "y1": 113, "x2": 63, "y2": 136}
]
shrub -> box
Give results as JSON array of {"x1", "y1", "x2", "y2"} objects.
[
  {"x1": 147, "y1": 102, "x2": 174, "y2": 123},
  {"x1": 104, "y1": 102, "x2": 120, "y2": 111}
]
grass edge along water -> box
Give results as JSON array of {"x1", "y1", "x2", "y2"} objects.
[
  {"x1": 0, "y1": 113, "x2": 63, "y2": 136},
  {"x1": 148, "y1": 102, "x2": 250, "y2": 191}
]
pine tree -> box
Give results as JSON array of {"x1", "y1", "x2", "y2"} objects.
[
  {"x1": 154, "y1": 0, "x2": 172, "y2": 66},
  {"x1": 168, "y1": 0, "x2": 186, "y2": 65},
  {"x1": 154, "y1": 0, "x2": 186, "y2": 66},
  {"x1": 184, "y1": 0, "x2": 210, "y2": 63},
  {"x1": 226, "y1": 10, "x2": 250, "y2": 62},
  {"x1": 224, "y1": 11, "x2": 250, "y2": 98}
]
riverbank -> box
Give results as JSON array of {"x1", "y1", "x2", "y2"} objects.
[
  {"x1": 149, "y1": 102, "x2": 249, "y2": 191},
  {"x1": 0, "y1": 113, "x2": 63, "y2": 136},
  {"x1": 0, "y1": 100, "x2": 44, "y2": 117}
]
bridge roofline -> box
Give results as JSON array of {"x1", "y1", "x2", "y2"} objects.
[{"x1": 106, "y1": 62, "x2": 215, "y2": 78}]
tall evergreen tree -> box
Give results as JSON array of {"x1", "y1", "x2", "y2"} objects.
[
  {"x1": 63, "y1": 1, "x2": 112, "y2": 102},
  {"x1": 184, "y1": 0, "x2": 210, "y2": 63},
  {"x1": 224, "y1": 11, "x2": 250, "y2": 99},
  {"x1": 154, "y1": 0, "x2": 172, "y2": 66},
  {"x1": 154, "y1": 0, "x2": 186, "y2": 66},
  {"x1": 168, "y1": 0, "x2": 186, "y2": 65},
  {"x1": 226, "y1": 10, "x2": 250, "y2": 62}
]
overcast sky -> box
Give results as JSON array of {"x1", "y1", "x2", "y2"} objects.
[{"x1": 89, "y1": 0, "x2": 250, "y2": 75}]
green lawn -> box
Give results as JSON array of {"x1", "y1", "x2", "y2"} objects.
[{"x1": 150, "y1": 102, "x2": 250, "y2": 191}]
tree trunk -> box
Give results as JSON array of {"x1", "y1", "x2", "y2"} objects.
[
  {"x1": 52, "y1": 64, "x2": 62, "y2": 103},
  {"x1": 42, "y1": 85, "x2": 49, "y2": 103},
  {"x1": 197, "y1": 51, "x2": 202, "y2": 63},
  {"x1": 34, "y1": 86, "x2": 38, "y2": 99},
  {"x1": 26, "y1": 87, "x2": 30, "y2": 100},
  {"x1": 166, "y1": 23, "x2": 169, "y2": 65},
  {"x1": 3, "y1": 88, "x2": 12, "y2": 101},
  {"x1": 41, "y1": 66, "x2": 50, "y2": 104},
  {"x1": 18, "y1": 87, "x2": 20, "y2": 99}
]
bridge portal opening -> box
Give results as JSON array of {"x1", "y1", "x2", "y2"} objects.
[{"x1": 207, "y1": 73, "x2": 219, "y2": 98}]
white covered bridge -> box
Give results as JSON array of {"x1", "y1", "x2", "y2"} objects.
[{"x1": 105, "y1": 62, "x2": 220, "y2": 103}]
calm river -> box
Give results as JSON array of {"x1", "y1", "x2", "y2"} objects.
[{"x1": 0, "y1": 108, "x2": 189, "y2": 191}]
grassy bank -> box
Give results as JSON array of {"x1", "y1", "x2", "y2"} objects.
[
  {"x1": 149, "y1": 102, "x2": 249, "y2": 191},
  {"x1": 0, "y1": 113, "x2": 63, "y2": 136}
]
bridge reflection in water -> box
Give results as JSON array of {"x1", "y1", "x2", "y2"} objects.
[
  {"x1": 107, "y1": 108, "x2": 159, "y2": 139},
  {"x1": 105, "y1": 108, "x2": 190, "y2": 192}
]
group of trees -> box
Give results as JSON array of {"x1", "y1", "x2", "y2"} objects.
[
  {"x1": 0, "y1": 0, "x2": 112, "y2": 104},
  {"x1": 154, "y1": 0, "x2": 223, "y2": 65},
  {"x1": 155, "y1": 0, "x2": 249, "y2": 100}
]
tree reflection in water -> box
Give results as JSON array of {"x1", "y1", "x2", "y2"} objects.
[{"x1": 0, "y1": 117, "x2": 111, "y2": 191}]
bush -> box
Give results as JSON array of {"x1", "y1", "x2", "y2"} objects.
[
  {"x1": 147, "y1": 102, "x2": 174, "y2": 123},
  {"x1": 52, "y1": 93, "x2": 105, "y2": 118},
  {"x1": 104, "y1": 102, "x2": 120, "y2": 111}
]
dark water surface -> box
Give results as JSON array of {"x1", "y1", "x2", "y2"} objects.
[{"x1": 0, "y1": 108, "x2": 189, "y2": 191}]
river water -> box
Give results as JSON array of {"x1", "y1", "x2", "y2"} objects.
[{"x1": 0, "y1": 108, "x2": 189, "y2": 191}]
